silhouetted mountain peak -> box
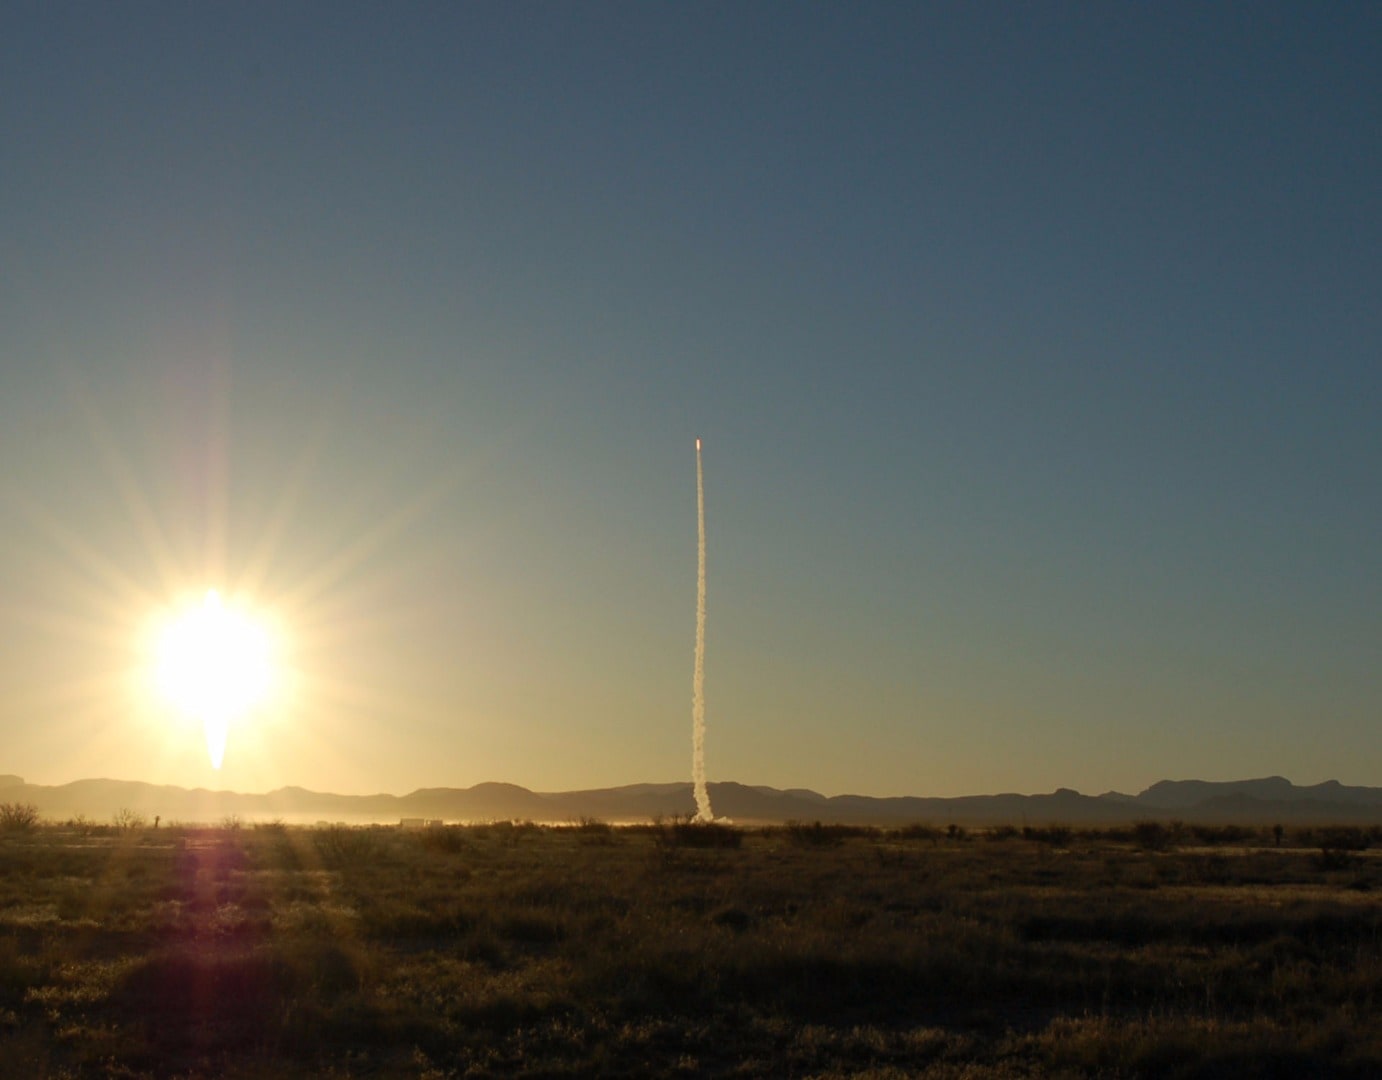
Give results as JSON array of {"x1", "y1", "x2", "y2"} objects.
[
  {"x1": 469, "y1": 781, "x2": 537, "y2": 795},
  {"x1": 1138, "y1": 776, "x2": 1297, "y2": 808}
]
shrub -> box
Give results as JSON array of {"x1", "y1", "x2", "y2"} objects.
[
  {"x1": 890, "y1": 823, "x2": 941, "y2": 843},
  {"x1": 0, "y1": 802, "x2": 39, "y2": 831},
  {"x1": 1132, "y1": 821, "x2": 1172, "y2": 852},
  {"x1": 112, "y1": 807, "x2": 146, "y2": 831},
  {"x1": 1190, "y1": 824, "x2": 1256, "y2": 846},
  {"x1": 651, "y1": 814, "x2": 741, "y2": 850},
  {"x1": 784, "y1": 820, "x2": 846, "y2": 847},
  {"x1": 1317, "y1": 826, "x2": 1370, "y2": 853},
  {"x1": 1313, "y1": 826, "x2": 1370, "y2": 870},
  {"x1": 572, "y1": 816, "x2": 615, "y2": 844},
  {"x1": 419, "y1": 825, "x2": 471, "y2": 854},
  {"x1": 1023, "y1": 825, "x2": 1072, "y2": 847},
  {"x1": 314, "y1": 825, "x2": 378, "y2": 866},
  {"x1": 1316, "y1": 847, "x2": 1356, "y2": 871},
  {"x1": 476, "y1": 819, "x2": 541, "y2": 845},
  {"x1": 64, "y1": 813, "x2": 93, "y2": 834}
]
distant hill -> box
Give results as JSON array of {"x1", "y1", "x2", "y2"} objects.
[{"x1": 4, "y1": 774, "x2": 1382, "y2": 826}]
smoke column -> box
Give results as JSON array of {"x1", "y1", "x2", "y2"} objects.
[{"x1": 692, "y1": 438, "x2": 713, "y2": 821}]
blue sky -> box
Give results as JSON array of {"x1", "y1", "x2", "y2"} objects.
[{"x1": 1, "y1": 3, "x2": 1379, "y2": 797}]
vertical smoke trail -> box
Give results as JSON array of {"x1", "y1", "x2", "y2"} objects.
[{"x1": 692, "y1": 438, "x2": 713, "y2": 821}]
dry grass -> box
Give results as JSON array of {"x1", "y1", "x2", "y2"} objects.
[{"x1": 1, "y1": 820, "x2": 1380, "y2": 1076}]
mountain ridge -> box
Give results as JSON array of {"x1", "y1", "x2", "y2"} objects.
[{"x1": 5, "y1": 774, "x2": 1382, "y2": 826}]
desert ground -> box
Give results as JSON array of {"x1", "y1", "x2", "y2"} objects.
[{"x1": 2, "y1": 811, "x2": 1381, "y2": 1077}]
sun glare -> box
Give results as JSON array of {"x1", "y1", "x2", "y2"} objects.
[{"x1": 153, "y1": 590, "x2": 274, "y2": 768}]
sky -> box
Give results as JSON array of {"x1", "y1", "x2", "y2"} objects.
[{"x1": 1, "y1": 3, "x2": 1379, "y2": 799}]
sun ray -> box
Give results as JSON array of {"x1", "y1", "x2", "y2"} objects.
[
  {"x1": 275, "y1": 472, "x2": 457, "y2": 612},
  {"x1": 236, "y1": 396, "x2": 338, "y2": 599},
  {"x1": 63, "y1": 369, "x2": 189, "y2": 595},
  {"x1": 9, "y1": 489, "x2": 159, "y2": 618},
  {"x1": 7, "y1": 355, "x2": 461, "y2": 790}
]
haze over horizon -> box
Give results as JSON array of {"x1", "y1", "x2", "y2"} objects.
[
  {"x1": 1, "y1": 768, "x2": 1372, "y2": 806},
  {"x1": 2, "y1": 5, "x2": 1379, "y2": 800}
]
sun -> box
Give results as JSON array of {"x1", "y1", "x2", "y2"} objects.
[{"x1": 153, "y1": 590, "x2": 274, "y2": 768}]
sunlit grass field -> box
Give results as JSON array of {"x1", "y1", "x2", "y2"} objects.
[{"x1": 3, "y1": 814, "x2": 1381, "y2": 1077}]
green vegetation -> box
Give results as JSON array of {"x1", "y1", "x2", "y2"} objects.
[{"x1": 2, "y1": 818, "x2": 1381, "y2": 1076}]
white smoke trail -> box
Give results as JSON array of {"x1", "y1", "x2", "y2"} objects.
[{"x1": 692, "y1": 438, "x2": 713, "y2": 822}]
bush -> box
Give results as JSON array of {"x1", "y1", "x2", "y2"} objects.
[
  {"x1": 784, "y1": 820, "x2": 847, "y2": 847},
  {"x1": 475, "y1": 819, "x2": 541, "y2": 845},
  {"x1": 1316, "y1": 826, "x2": 1370, "y2": 853},
  {"x1": 112, "y1": 808, "x2": 146, "y2": 831},
  {"x1": 1315, "y1": 847, "x2": 1355, "y2": 871},
  {"x1": 571, "y1": 817, "x2": 615, "y2": 844},
  {"x1": 0, "y1": 802, "x2": 39, "y2": 831},
  {"x1": 1190, "y1": 824, "x2": 1256, "y2": 846},
  {"x1": 419, "y1": 825, "x2": 471, "y2": 854},
  {"x1": 1132, "y1": 821, "x2": 1173, "y2": 852},
  {"x1": 1023, "y1": 825, "x2": 1072, "y2": 847},
  {"x1": 651, "y1": 814, "x2": 741, "y2": 850},
  {"x1": 1312, "y1": 826, "x2": 1370, "y2": 870},
  {"x1": 890, "y1": 823, "x2": 941, "y2": 843},
  {"x1": 314, "y1": 825, "x2": 379, "y2": 866}
]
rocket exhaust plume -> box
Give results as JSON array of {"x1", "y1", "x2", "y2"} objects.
[{"x1": 692, "y1": 438, "x2": 713, "y2": 821}]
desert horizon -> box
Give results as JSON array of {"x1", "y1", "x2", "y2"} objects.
[
  {"x1": 9, "y1": 770, "x2": 1382, "y2": 828},
  {"x1": 6, "y1": 791, "x2": 1382, "y2": 1076},
  {"x1": 4, "y1": 4, "x2": 1379, "y2": 1074}
]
